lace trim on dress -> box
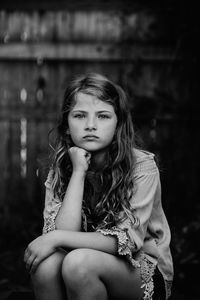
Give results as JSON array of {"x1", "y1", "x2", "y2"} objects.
[
  {"x1": 97, "y1": 227, "x2": 140, "y2": 268},
  {"x1": 139, "y1": 253, "x2": 157, "y2": 300},
  {"x1": 43, "y1": 201, "x2": 62, "y2": 234},
  {"x1": 43, "y1": 217, "x2": 56, "y2": 234}
]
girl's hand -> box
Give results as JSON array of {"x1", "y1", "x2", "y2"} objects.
[
  {"x1": 24, "y1": 231, "x2": 57, "y2": 274},
  {"x1": 68, "y1": 147, "x2": 91, "y2": 173}
]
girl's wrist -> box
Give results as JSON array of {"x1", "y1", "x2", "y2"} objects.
[
  {"x1": 54, "y1": 230, "x2": 68, "y2": 248},
  {"x1": 49, "y1": 230, "x2": 64, "y2": 248},
  {"x1": 72, "y1": 169, "x2": 86, "y2": 178}
]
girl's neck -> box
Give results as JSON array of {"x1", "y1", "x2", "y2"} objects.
[{"x1": 90, "y1": 148, "x2": 109, "y2": 172}]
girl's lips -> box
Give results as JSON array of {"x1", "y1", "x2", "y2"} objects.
[
  {"x1": 83, "y1": 136, "x2": 99, "y2": 141},
  {"x1": 83, "y1": 135, "x2": 99, "y2": 139}
]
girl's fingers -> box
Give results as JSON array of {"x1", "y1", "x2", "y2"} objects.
[
  {"x1": 24, "y1": 248, "x2": 31, "y2": 263},
  {"x1": 85, "y1": 151, "x2": 91, "y2": 158},
  {"x1": 23, "y1": 249, "x2": 28, "y2": 262},
  {"x1": 85, "y1": 152, "x2": 91, "y2": 164},
  {"x1": 24, "y1": 249, "x2": 41, "y2": 274},
  {"x1": 30, "y1": 257, "x2": 39, "y2": 274},
  {"x1": 26, "y1": 254, "x2": 37, "y2": 272}
]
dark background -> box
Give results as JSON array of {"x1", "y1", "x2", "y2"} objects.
[{"x1": 0, "y1": 1, "x2": 199, "y2": 299}]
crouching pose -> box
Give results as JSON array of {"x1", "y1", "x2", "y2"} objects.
[{"x1": 24, "y1": 73, "x2": 173, "y2": 300}]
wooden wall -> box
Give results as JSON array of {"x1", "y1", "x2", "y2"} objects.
[
  {"x1": 0, "y1": 7, "x2": 196, "y2": 215},
  {"x1": 0, "y1": 8, "x2": 177, "y2": 211}
]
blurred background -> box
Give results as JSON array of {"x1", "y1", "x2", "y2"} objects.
[{"x1": 0, "y1": 1, "x2": 199, "y2": 299}]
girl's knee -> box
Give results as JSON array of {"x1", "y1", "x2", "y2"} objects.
[
  {"x1": 61, "y1": 249, "x2": 95, "y2": 286},
  {"x1": 31, "y1": 251, "x2": 65, "y2": 288}
]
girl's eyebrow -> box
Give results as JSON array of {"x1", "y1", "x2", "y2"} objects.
[
  {"x1": 71, "y1": 110, "x2": 113, "y2": 113},
  {"x1": 71, "y1": 110, "x2": 86, "y2": 113},
  {"x1": 97, "y1": 110, "x2": 113, "y2": 113}
]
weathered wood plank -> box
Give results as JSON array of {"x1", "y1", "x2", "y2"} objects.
[
  {"x1": 0, "y1": 10, "x2": 176, "y2": 44},
  {"x1": 9, "y1": 120, "x2": 21, "y2": 181},
  {"x1": 26, "y1": 120, "x2": 38, "y2": 202},
  {"x1": 0, "y1": 11, "x2": 125, "y2": 42},
  {"x1": 0, "y1": 43, "x2": 174, "y2": 61},
  {"x1": 0, "y1": 121, "x2": 9, "y2": 206},
  {"x1": 0, "y1": 109, "x2": 58, "y2": 120},
  {"x1": 0, "y1": 1, "x2": 163, "y2": 12}
]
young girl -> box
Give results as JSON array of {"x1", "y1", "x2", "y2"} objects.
[{"x1": 24, "y1": 73, "x2": 173, "y2": 300}]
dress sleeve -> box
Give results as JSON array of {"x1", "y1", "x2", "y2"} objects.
[
  {"x1": 97, "y1": 155, "x2": 160, "y2": 267},
  {"x1": 42, "y1": 170, "x2": 62, "y2": 234}
]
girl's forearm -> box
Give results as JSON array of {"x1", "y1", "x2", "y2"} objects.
[
  {"x1": 52, "y1": 230, "x2": 118, "y2": 255},
  {"x1": 55, "y1": 171, "x2": 85, "y2": 231}
]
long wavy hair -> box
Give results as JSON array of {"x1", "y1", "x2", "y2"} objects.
[{"x1": 50, "y1": 73, "x2": 139, "y2": 229}]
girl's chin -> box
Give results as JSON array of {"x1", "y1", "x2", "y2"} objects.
[
  {"x1": 82, "y1": 147, "x2": 103, "y2": 153},
  {"x1": 77, "y1": 144, "x2": 104, "y2": 152},
  {"x1": 74, "y1": 141, "x2": 110, "y2": 153}
]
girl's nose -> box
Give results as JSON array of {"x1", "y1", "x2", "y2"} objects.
[{"x1": 85, "y1": 116, "x2": 97, "y2": 131}]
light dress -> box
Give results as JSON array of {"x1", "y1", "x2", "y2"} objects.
[{"x1": 42, "y1": 149, "x2": 174, "y2": 300}]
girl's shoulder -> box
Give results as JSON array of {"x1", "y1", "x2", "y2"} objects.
[
  {"x1": 133, "y1": 148, "x2": 158, "y2": 175},
  {"x1": 133, "y1": 148, "x2": 155, "y2": 162}
]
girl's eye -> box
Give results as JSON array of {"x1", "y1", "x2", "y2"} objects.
[
  {"x1": 74, "y1": 114, "x2": 85, "y2": 119},
  {"x1": 98, "y1": 114, "x2": 110, "y2": 119}
]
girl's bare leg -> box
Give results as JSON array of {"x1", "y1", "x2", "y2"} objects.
[
  {"x1": 61, "y1": 248, "x2": 144, "y2": 300},
  {"x1": 31, "y1": 250, "x2": 67, "y2": 300}
]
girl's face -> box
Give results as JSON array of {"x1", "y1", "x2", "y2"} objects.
[{"x1": 67, "y1": 92, "x2": 117, "y2": 152}]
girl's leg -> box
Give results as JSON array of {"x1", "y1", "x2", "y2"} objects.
[
  {"x1": 31, "y1": 250, "x2": 67, "y2": 300},
  {"x1": 61, "y1": 248, "x2": 145, "y2": 300}
]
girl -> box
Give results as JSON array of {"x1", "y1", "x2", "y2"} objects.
[{"x1": 24, "y1": 73, "x2": 173, "y2": 300}]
